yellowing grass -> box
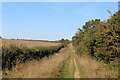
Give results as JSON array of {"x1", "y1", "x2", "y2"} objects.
[
  {"x1": 3, "y1": 48, "x2": 69, "y2": 78},
  {"x1": 75, "y1": 54, "x2": 118, "y2": 78},
  {"x1": 2, "y1": 39, "x2": 60, "y2": 48}
]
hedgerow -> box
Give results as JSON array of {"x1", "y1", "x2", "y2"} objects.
[
  {"x1": 72, "y1": 10, "x2": 120, "y2": 64},
  {"x1": 2, "y1": 44, "x2": 64, "y2": 70}
]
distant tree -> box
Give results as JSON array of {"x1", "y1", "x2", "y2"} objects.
[{"x1": 59, "y1": 38, "x2": 69, "y2": 47}]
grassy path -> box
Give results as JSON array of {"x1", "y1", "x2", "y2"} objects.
[
  {"x1": 59, "y1": 43, "x2": 80, "y2": 79},
  {"x1": 67, "y1": 43, "x2": 118, "y2": 78},
  {"x1": 59, "y1": 49, "x2": 75, "y2": 78},
  {"x1": 69, "y1": 43, "x2": 81, "y2": 78}
]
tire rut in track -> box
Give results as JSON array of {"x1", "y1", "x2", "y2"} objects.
[{"x1": 74, "y1": 58, "x2": 80, "y2": 78}]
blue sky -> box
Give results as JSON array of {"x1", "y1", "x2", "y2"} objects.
[{"x1": 2, "y1": 2, "x2": 118, "y2": 41}]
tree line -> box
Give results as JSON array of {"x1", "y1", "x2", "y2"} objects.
[
  {"x1": 72, "y1": 10, "x2": 120, "y2": 64},
  {"x1": 59, "y1": 38, "x2": 70, "y2": 47}
]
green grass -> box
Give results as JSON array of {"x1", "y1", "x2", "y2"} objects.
[
  {"x1": 61, "y1": 58, "x2": 74, "y2": 78},
  {"x1": 59, "y1": 48, "x2": 75, "y2": 79}
]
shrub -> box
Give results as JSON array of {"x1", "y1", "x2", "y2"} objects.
[{"x1": 2, "y1": 44, "x2": 64, "y2": 70}]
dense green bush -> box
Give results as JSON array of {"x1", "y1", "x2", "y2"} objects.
[
  {"x1": 2, "y1": 44, "x2": 64, "y2": 70},
  {"x1": 72, "y1": 10, "x2": 120, "y2": 63}
]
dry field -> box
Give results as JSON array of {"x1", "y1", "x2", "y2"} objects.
[{"x1": 2, "y1": 39, "x2": 60, "y2": 48}]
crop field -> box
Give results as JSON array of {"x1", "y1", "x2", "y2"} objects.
[{"x1": 2, "y1": 39, "x2": 60, "y2": 48}]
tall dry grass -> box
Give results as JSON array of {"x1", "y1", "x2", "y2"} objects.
[
  {"x1": 3, "y1": 48, "x2": 69, "y2": 78},
  {"x1": 75, "y1": 54, "x2": 118, "y2": 78}
]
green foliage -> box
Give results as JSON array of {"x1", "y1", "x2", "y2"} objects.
[
  {"x1": 72, "y1": 10, "x2": 120, "y2": 64},
  {"x1": 59, "y1": 38, "x2": 69, "y2": 47},
  {"x1": 2, "y1": 44, "x2": 64, "y2": 70}
]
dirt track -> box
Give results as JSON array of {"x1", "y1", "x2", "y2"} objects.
[
  {"x1": 74, "y1": 58, "x2": 80, "y2": 78},
  {"x1": 68, "y1": 43, "x2": 80, "y2": 78}
]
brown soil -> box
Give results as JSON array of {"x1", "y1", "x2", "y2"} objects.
[{"x1": 74, "y1": 58, "x2": 80, "y2": 78}]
